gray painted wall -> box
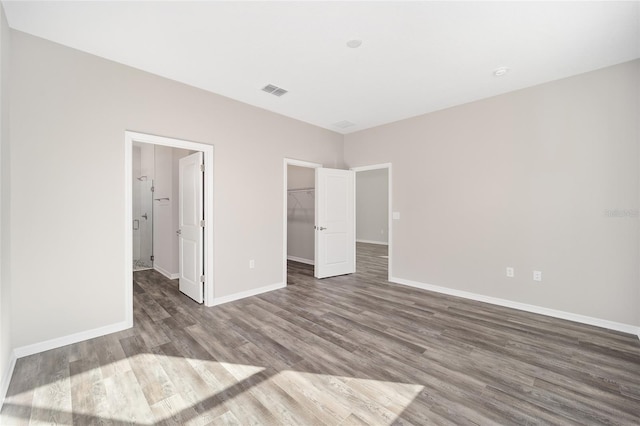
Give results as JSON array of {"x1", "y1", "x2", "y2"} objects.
[
  {"x1": 345, "y1": 59, "x2": 640, "y2": 327},
  {"x1": 0, "y1": 4, "x2": 11, "y2": 398},
  {"x1": 356, "y1": 168, "x2": 388, "y2": 244},
  {"x1": 9, "y1": 30, "x2": 343, "y2": 349}
]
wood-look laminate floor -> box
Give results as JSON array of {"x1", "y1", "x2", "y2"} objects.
[{"x1": 2, "y1": 243, "x2": 640, "y2": 425}]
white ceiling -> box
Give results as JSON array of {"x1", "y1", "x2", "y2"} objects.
[{"x1": 3, "y1": 1, "x2": 639, "y2": 134}]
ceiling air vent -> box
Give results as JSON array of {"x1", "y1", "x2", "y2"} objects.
[
  {"x1": 262, "y1": 84, "x2": 288, "y2": 97},
  {"x1": 333, "y1": 120, "x2": 355, "y2": 129}
]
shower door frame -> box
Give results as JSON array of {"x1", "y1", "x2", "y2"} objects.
[
  {"x1": 132, "y1": 176, "x2": 154, "y2": 270},
  {"x1": 124, "y1": 131, "x2": 215, "y2": 327}
]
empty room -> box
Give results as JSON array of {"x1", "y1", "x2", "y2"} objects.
[{"x1": 1, "y1": 1, "x2": 639, "y2": 425}]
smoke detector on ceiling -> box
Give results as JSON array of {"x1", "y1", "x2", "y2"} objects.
[
  {"x1": 262, "y1": 84, "x2": 288, "y2": 97},
  {"x1": 493, "y1": 67, "x2": 510, "y2": 77}
]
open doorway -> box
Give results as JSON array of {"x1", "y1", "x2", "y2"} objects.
[
  {"x1": 352, "y1": 163, "x2": 392, "y2": 281},
  {"x1": 132, "y1": 142, "x2": 155, "y2": 271},
  {"x1": 287, "y1": 165, "x2": 315, "y2": 265},
  {"x1": 125, "y1": 132, "x2": 215, "y2": 326},
  {"x1": 283, "y1": 159, "x2": 358, "y2": 283},
  {"x1": 283, "y1": 159, "x2": 321, "y2": 284},
  {"x1": 131, "y1": 142, "x2": 193, "y2": 276}
]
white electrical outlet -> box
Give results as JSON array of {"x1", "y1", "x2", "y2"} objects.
[
  {"x1": 506, "y1": 267, "x2": 514, "y2": 278},
  {"x1": 533, "y1": 270, "x2": 542, "y2": 281},
  {"x1": 249, "y1": 259, "x2": 255, "y2": 269}
]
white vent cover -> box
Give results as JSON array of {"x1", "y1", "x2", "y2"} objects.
[
  {"x1": 333, "y1": 120, "x2": 355, "y2": 129},
  {"x1": 262, "y1": 84, "x2": 288, "y2": 97}
]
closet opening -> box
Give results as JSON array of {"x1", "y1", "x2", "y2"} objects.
[{"x1": 283, "y1": 159, "x2": 321, "y2": 284}]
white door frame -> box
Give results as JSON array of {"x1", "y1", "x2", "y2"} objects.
[
  {"x1": 283, "y1": 158, "x2": 322, "y2": 285},
  {"x1": 350, "y1": 163, "x2": 393, "y2": 280},
  {"x1": 125, "y1": 131, "x2": 215, "y2": 327}
]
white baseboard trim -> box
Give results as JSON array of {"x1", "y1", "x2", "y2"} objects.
[
  {"x1": 13, "y1": 320, "x2": 131, "y2": 359},
  {"x1": 154, "y1": 265, "x2": 179, "y2": 280},
  {"x1": 287, "y1": 256, "x2": 314, "y2": 265},
  {"x1": 0, "y1": 351, "x2": 17, "y2": 405},
  {"x1": 390, "y1": 276, "x2": 640, "y2": 338},
  {"x1": 356, "y1": 239, "x2": 388, "y2": 245},
  {"x1": 212, "y1": 282, "x2": 286, "y2": 306}
]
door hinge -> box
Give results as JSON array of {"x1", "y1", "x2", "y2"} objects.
[
  {"x1": 150, "y1": 255, "x2": 154, "y2": 261},
  {"x1": 200, "y1": 219, "x2": 205, "y2": 227},
  {"x1": 200, "y1": 275, "x2": 205, "y2": 283},
  {"x1": 151, "y1": 186, "x2": 155, "y2": 192},
  {"x1": 200, "y1": 164, "x2": 205, "y2": 172}
]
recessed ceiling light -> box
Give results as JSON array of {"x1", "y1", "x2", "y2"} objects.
[
  {"x1": 493, "y1": 67, "x2": 510, "y2": 77},
  {"x1": 346, "y1": 39, "x2": 362, "y2": 49}
]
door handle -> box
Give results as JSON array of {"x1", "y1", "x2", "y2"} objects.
[
  {"x1": 141, "y1": 213, "x2": 148, "y2": 220},
  {"x1": 315, "y1": 226, "x2": 327, "y2": 231}
]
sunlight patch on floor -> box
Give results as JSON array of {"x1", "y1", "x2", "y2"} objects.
[
  {"x1": 2, "y1": 356, "x2": 267, "y2": 425},
  {"x1": 269, "y1": 371, "x2": 424, "y2": 424},
  {"x1": 2, "y1": 355, "x2": 423, "y2": 425}
]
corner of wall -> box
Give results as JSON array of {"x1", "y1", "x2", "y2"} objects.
[
  {"x1": 0, "y1": 0, "x2": 13, "y2": 408},
  {"x1": 0, "y1": 350, "x2": 16, "y2": 405}
]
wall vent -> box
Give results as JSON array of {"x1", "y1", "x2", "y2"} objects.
[
  {"x1": 262, "y1": 84, "x2": 288, "y2": 97},
  {"x1": 333, "y1": 120, "x2": 356, "y2": 129}
]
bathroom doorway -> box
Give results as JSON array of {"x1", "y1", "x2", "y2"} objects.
[
  {"x1": 125, "y1": 131, "x2": 215, "y2": 325},
  {"x1": 132, "y1": 142, "x2": 155, "y2": 271}
]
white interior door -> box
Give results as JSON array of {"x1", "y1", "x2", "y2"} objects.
[
  {"x1": 314, "y1": 168, "x2": 356, "y2": 278},
  {"x1": 179, "y1": 152, "x2": 204, "y2": 303}
]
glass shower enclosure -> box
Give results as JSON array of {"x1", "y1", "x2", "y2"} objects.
[{"x1": 133, "y1": 177, "x2": 154, "y2": 270}]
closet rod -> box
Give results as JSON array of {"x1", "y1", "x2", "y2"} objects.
[{"x1": 287, "y1": 187, "x2": 315, "y2": 194}]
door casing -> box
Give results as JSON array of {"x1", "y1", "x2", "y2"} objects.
[{"x1": 125, "y1": 131, "x2": 214, "y2": 328}]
